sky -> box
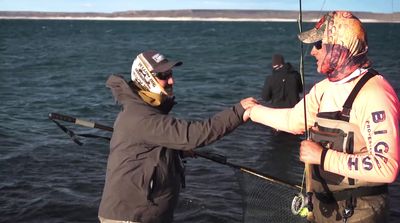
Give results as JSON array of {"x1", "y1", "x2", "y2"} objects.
[{"x1": 0, "y1": 0, "x2": 399, "y2": 13}]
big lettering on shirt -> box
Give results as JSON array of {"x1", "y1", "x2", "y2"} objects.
[{"x1": 347, "y1": 111, "x2": 389, "y2": 171}]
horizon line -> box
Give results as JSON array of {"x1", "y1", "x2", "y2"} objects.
[{"x1": 1, "y1": 9, "x2": 399, "y2": 14}]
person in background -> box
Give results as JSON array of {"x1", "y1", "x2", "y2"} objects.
[
  {"x1": 261, "y1": 54, "x2": 303, "y2": 108},
  {"x1": 249, "y1": 11, "x2": 399, "y2": 222},
  {"x1": 98, "y1": 50, "x2": 258, "y2": 223}
]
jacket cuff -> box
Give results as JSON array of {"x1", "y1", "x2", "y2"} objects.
[{"x1": 234, "y1": 103, "x2": 245, "y2": 120}]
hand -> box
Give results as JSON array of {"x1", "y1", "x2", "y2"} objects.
[
  {"x1": 240, "y1": 97, "x2": 258, "y2": 122},
  {"x1": 299, "y1": 140, "x2": 323, "y2": 165},
  {"x1": 240, "y1": 97, "x2": 258, "y2": 110}
]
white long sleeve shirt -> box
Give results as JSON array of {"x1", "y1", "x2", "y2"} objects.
[{"x1": 250, "y1": 71, "x2": 399, "y2": 183}]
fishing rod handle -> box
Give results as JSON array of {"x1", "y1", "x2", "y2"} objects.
[
  {"x1": 49, "y1": 112, "x2": 95, "y2": 129},
  {"x1": 49, "y1": 112, "x2": 76, "y2": 123},
  {"x1": 93, "y1": 123, "x2": 114, "y2": 132},
  {"x1": 49, "y1": 112, "x2": 114, "y2": 132}
]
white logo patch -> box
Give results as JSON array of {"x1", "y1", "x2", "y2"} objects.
[{"x1": 152, "y1": 53, "x2": 165, "y2": 63}]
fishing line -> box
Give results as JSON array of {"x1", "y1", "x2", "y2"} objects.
[
  {"x1": 48, "y1": 112, "x2": 300, "y2": 190},
  {"x1": 302, "y1": 0, "x2": 327, "y2": 59}
]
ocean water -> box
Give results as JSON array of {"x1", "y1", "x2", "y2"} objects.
[{"x1": 0, "y1": 19, "x2": 399, "y2": 223}]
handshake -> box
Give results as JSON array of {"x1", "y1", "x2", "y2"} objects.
[{"x1": 240, "y1": 97, "x2": 259, "y2": 122}]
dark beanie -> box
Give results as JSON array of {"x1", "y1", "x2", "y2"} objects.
[{"x1": 272, "y1": 54, "x2": 285, "y2": 67}]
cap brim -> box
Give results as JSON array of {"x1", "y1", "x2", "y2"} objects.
[
  {"x1": 153, "y1": 60, "x2": 183, "y2": 73},
  {"x1": 298, "y1": 27, "x2": 324, "y2": 44}
]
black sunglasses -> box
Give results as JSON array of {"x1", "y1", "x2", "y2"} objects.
[
  {"x1": 314, "y1": 40, "x2": 322, "y2": 50},
  {"x1": 155, "y1": 70, "x2": 173, "y2": 80}
]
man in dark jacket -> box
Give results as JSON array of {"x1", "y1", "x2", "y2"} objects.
[
  {"x1": 261, "y1": 54, "x2": 303, "y2": 108},
  {"x1": 98, "y1": 50, "x2": 258, "y2": 223}
]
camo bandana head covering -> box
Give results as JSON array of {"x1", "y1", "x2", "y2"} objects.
[{"x1": 299, "y1": 11, "x2": 372, "y2": 82}]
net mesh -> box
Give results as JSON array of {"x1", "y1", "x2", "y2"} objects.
[{"x1": 234, "y1": 169, "x2": 307, "y2": 223}]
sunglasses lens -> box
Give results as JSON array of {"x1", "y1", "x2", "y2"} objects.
[
  {"x1": 314, "y1": 40, "x2": 322, "y2": 50},
  {"x1": 156, "y1": 70, "x2": 172, "y2": 80}
]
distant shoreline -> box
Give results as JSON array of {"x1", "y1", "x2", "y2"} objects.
[
  {"x1": 0, "y1": 16, "x2": 301, "y2": 22},
  {"x1": 1, "y1": 10, "x2": 399, "y2": 23},
  {"x1": 0, "y1": 16, "x2": 388, "y2": 23}
]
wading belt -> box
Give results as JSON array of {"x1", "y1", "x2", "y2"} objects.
[{"x1": 315, "y1": 184, "x2": 388, "y2": 202}]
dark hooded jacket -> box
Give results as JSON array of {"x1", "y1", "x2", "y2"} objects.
[
  {"x1": 99, "y1": 75, "x2": 245, "y2": 223},
  {"x1": 261, "y1": 63, "x2": 303, "y2": 108}
]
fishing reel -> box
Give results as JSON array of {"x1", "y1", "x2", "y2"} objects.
[{"x1": 291, "y1": 193, "x2": 309, "y2": 217}]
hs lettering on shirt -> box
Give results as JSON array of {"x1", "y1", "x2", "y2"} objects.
[{"x1": 347, "y1": 110, "x2": 388, "y2": 171}]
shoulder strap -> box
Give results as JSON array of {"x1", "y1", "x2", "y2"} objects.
[{"x1": 341, "y1": 69, "x2": 379, "y2": 121}]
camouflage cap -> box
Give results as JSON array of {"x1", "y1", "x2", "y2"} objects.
[
  {"x1": 298, "y1": 13, "x2": 331, "y2": 43},
  {"x1": 298, "y1": 11, "x2": 367, "y2": 56}
]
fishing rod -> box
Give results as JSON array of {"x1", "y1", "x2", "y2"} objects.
[
  {"x1": 195, "y1": 151, "x2": 302, "y2": 190},
  {"x1": 291, "y1": 0, "x2": 314, "y2": 220},
  {"x1": 48, "y1": 112, "x2": 302, "y2": 190}
]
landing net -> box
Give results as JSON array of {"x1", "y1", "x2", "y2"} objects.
[{"x1": 234, "y1": 168, "x2": 307, "y2": 223}]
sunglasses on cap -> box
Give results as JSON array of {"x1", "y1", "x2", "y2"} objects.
[
  {"x1": 155, "y1": 70, "x2": 173, "y2": 80},
  {"x1": 314, "y1": 40, "x2": 322, "y2": 50}
]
